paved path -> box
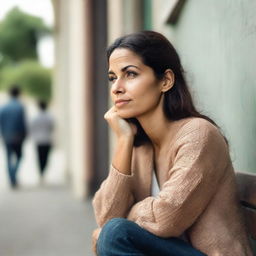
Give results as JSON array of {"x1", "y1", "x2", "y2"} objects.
[
  {"x1": 0, "y1": 186, "x2": 96, "y2": 256},
  {"x1": 0, "y1": 141, "x2": 96, "y2": 256},
  {"x1": 0, "y1": 139, "x2": 97, "y2": 256},
  {"x1": 0, "y1": 93, "x2": 97, "y2": 256}
]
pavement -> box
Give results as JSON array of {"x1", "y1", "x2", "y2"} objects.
[
  {"x1": 0, "y1": 140, "x2": 97, "y2": 256},
  {"x1": 0, "y1": 186, "x2": 96, "y2": 256},
  {"x1": 0, "y1": 93, "x2": 97, "y2": 256}
]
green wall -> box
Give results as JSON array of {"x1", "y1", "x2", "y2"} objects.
[
  {"x1": 154, "y1": 0, "x2": 256, "y2": 172},
  {"x1": 143, "y1": 0, "x2": 152, "y2": 30}
]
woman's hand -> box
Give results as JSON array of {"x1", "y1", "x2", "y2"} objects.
[
  {"x1": 104, "y1": 106, "x2": 137, "y2": 139},
  {"x1": 104, "y1": 106, "x2": 136, "y2": 175}
]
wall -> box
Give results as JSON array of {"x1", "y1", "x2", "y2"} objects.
[
  {"x1": 152, "y1": 0, "x2": 256, "y2": 172},
  {"x1": 52, "y1": 0, "x2": 89, "y2": 198},
  {"x1": 89, "y1": 0, "x2": 109, "y2": 195}
]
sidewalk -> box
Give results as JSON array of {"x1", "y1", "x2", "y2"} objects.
[
  {"x1": 0, "y1": 139, "x2": 97, "y2": 256},
  {"x1": 0, "y1": 93, "x2": 97, "y2": 256},
  {"x1": 0, "y1": 186, "x2": 96, "y2": 256}
]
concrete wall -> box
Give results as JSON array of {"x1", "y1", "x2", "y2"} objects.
[
  {"x1": 52, "y1": 0, "x2": 89, "y2": 198},
  {"x1": 89, "y1": 0, "x2": 109, "y2": 195},
  {"x1": 53, "y1": 0, "x2": 109, "y2": 197},
  {"x1": 152, "y1": 0, "x2": 256, "y2": 172},
  {"x1": 52, "y1": 0, "x2": 70, "y2": 174}
]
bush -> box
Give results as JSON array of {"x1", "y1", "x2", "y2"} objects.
[
  {"x1": 0, "y1": 7, "x2": 51, "y2": 63},
  {"x1": 0, "y1": 60, "x2": 52, "y2": 101}
]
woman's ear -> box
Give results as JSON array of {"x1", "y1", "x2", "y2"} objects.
[{"x1": 161, "y1": 69, "x2": 175, "y2": 93}]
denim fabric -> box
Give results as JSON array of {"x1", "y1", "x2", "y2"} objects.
[
  {"x1": 5, "y1": 143, "x2": 22, "y2": 187},
  {"x1": 97, "y1": 218, "x2": 206, "y2": 256},
  {"x1": 0, "y1": 99, "x2": 27, "y2": 144}
]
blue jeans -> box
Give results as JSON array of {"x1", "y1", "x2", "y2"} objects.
[
  {"x1": 5, "y1": 143, "x2": 22, "y2": 187},
  {"x1": 97, "y1": 218, "x2": 206, "y2": 256}
]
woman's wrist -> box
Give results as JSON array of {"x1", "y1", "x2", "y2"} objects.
[
  {"x1": 112, "y1": 136, "x2": 134, "y2": 175},
  {"x1": 117, "y1": 134, "x2": 134, "y2": 144}
]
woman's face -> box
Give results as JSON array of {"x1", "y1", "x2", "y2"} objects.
[{"x1": 108, "y1": 48, "x2": 164, "y2": 119}]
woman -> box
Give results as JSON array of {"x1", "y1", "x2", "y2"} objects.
[{"x1": 92, "y1": 31, "x2": 252, "y2": 256}]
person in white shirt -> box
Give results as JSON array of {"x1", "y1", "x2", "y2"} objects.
[{"x1": 30, "y1": 101, "x2": 54, "y2": 179}]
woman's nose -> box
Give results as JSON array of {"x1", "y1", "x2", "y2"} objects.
[{"x1": 112, "y1": 79, "x2": 125, "y2": 94}]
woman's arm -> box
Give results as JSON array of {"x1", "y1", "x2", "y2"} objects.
[
  {"x1": 112, "y1": 136, "x2": 134, "y2": 175},
  {"x1": 127, "y1": 121, "x2": 230, "y2": 237},
  {"x1": 92, "y1": 106, "x2": 136, "y2": 227}
]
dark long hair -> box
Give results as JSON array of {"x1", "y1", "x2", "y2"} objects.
[{"x1": 107, "y1": 31, "x2": 227, "y2": 146}]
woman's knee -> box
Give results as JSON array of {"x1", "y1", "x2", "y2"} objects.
[
  {"x1": 97, "y1": 218, "x2": 132, "y2": 254},
  {"x1": 100, "y1": 218, "x2": 131, "y2": 240}
]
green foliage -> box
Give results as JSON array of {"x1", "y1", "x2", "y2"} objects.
[
  {"x1": 0, "y1": 7, "x2": 53, "y2": 101},
  {"x1": 0, "y1": 60, "x2": 52, "y2": 102},
  {"x1": 0, "y1": 7, "x2": 51, "y2": 64}
]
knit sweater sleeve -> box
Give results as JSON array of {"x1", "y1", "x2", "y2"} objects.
[
  {"x1": 127, "y1": 120, "x2": 229, "y2": 237},
  {"x1": 92, "y1": 165, "x2": 135, "y2": 227}
]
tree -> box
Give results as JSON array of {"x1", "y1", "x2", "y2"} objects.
[
  {"x1": 0, "y1": 7, "x2": 51, "y2": 66},
  {"x1": 0, "y1": 7, "x2": 52, "y2": 100},
  {"x1": 0, "y1": 60, "x2": 52, "y2": 102}
]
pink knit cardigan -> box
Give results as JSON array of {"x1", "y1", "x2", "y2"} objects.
[{"x1": 92, "y1": 117, "x2": 252, "y2": 255}]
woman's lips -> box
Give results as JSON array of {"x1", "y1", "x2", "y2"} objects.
[{"x1": 115, "y1": 100, "x2": 131, "y2": 107}]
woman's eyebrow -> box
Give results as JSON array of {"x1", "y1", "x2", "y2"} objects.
[
  {"x1": 108, "y1": 65, "x2": 140, "y2": 75},
  {"x1": 121, "y1": 65, "x2": 140, "y2": 72}
]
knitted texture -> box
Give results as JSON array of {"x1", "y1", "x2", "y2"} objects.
[{"x1": 92, "y1": 117, "x2": 252, "y2": 256}]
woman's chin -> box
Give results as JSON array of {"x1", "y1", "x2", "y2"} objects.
[{"x1": 117, "y1": 110, "x2": 136, "y2": 119}]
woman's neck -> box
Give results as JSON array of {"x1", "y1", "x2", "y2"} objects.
[{"x1": 137, "y1": 107, "x2": 174, "y2": 152}]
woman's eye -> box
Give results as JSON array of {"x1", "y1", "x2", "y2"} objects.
[
  {"x1": 108, "y1": 76, "x2": 116, "y2": 82},
  {"x1": 126, "y1": 71, "x2": 138, "y2": 78}
]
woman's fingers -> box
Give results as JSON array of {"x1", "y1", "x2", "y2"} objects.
[
  {"x1": 104, "y1": 106, "x2": 134, "y2": 138},
  {"x1": 104, "y1": 106, "x2": 117, "y2": 120}
]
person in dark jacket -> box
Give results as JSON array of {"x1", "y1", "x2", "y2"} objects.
[{"x1": 0, "y1": 86, "x2": 27, "y2": 188}]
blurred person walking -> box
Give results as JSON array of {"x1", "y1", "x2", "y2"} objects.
[
  {"x1": 0, "y1": 86, "x2": 27, "y2": 188},
  {"x1": 30, "y1": 101, "x2": 54, "y2": 183}
]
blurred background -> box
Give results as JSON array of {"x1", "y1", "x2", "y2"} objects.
[{"x1": 0, "y1": 0, "x2": 255, "y2": 255}]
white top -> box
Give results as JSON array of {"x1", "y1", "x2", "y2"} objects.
[
  {"x1": 151, "y1": 169, "x2": 187, "y2": 241},
  {"x1": 151, "y1": 170, "x2": 160, "y2": 197},
  {"x1": 30, "y1": 111, "x2": 54, "y2": 144}
]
